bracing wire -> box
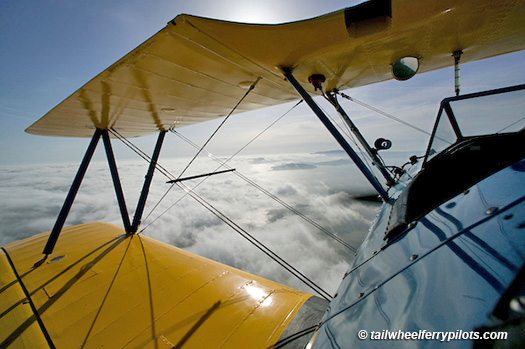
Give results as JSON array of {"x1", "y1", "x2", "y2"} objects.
[
  {"x1": 109, "y1": 128, "x2": 174, "y2": 180},
  {"x1": 138, "y1": 98, "x2": 356, "y2": 254},
  {"x1": 328, "y1": 107, "x2": 382, "y2": 182},
  {"x1": 111, "y1": 77, "x2": 262, "y2": 228},
  {"x1": 175, "y1": 180, "x2": 332, "y2": 300},
  {"x1": 340, "y1": 93, "x2": 432, "y2": 137},
  {"x1": 177, "y1": 77, "x2": 261, "y2": 180},
  {"x1": 111, "y1": 100, "x2": 355, "y2": 253},
  {"x1": 322, "y1": 90, "x2": 420, "y2": 183},
  {"x1": 107, "y1": 92, "x2": 334, "y2": 299},
  {"x1": 139, "y1": 92, "x2": 299, "y2": 232},
  {"x1": 172, "y1": 130, "x2": 357, "y2": 253},
  {"x1": 109, "y1": 128, "x2": 179, "y2": 226},
  {"x1": 220, "y1": 99, "x2": 303, "y2": 165},
  {"x1": 140, "y1": 98, "x2": 296, "y2": 228},
  {"x1": 141, "y1": 183, "x2": 176, "y2": 224},
  {"x1": 165, "y1": 98, "x2": 357, "y2": 252},
  {"x1": 110, "y1": 129, "x2": 332, "y2": 300},
  {"x1": 497, "y1": 116, "x2": 525, "y2": 133},
  {"x1": 317, "y1": 92, "x2": 385, "y2": 186},
  {"x1": 273, "y1": 325, "x2": 319, "y2": 348}
]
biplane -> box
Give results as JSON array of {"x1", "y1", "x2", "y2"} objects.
[{"x1": 2, "y1": 0, "x2": 524, "y2": 347}]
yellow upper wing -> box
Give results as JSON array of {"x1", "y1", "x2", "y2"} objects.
[
  {"x1": 25, "y1": 0, "x2": 525, "y2": 138},
  {"x1": 1, "y1": 223, "x2": 325, "y2": 348}
]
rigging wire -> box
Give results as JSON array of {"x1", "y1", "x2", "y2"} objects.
[
  {"x1": 177, "y1": 77, "x2": 261, "y2": 180},
  {"x1": 140, "y1": 98, "x2": 356, "y2": 253},
  {"x1": 273, "y1": 325, "x2": 319, "y2": 348},
  {"x1": 220, "y1": 99, "x2": 303, "y2": 165},
  {"x1": 322, "y1": 90, "x2": 434, "y2": 183},
  {"x1": 318, "y1": 90, "x2": 386, "y2": 187},
  {"x1": 175, "y1": 180, "x2": 333, "y2": 300},
  {"x1": 167, "y1": 96, "x2": 357, "y2": 252},
  {"x1": 327, "y1": 96, "x2": 391, "y2": 174},
  {"x1": 333, "y1": 111, "x2": 388, "y2": 182},
  {"x1": 110, "y1": 129, "x2": 332, "y2": 300},
  {"x1": 108, "y1": 96, "x2": 334, "y2": 299},
  {"x1": 339, "y1": 93, "x2": 432, "y2": 137},
  {"x1": 171, "y1": 130, "x2": 357, "y2": 253},
  {"x1": 139, "y1": 98, "x2": 303, "y2": 233},
  {"x1": 325, "y1": 104, "x2": 378, "y2": 178},
  {"x1": 111, "y1": 100, "x2": 356, "y2": 253},
  {"x1": 109, "y1": 128, "x2": 179, "y2": 227},
  {"x1": 141, "y1": 182, "x2": 176, "y2": 224},
  {"x1": 496, "y1": 116, "x2": 525, "y2": 133},
  {"x1": 110, "y1": 77, "x2": 263, "y2": 229},
  {"x1": 109, "y1": 128, "x2": 174, "y2": 180}
]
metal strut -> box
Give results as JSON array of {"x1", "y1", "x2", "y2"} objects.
[
  {"x1": 102, "y1": 129, "x2": 132, "y2": 234},
  {"x1": 42, "y1": 129, "x2": 167, "y2": 256},
  {"x1": 283, "y1": 69, "x2": 390, "y2": 202},
  {"x1": 131, "y1": 130, "x2": 166, "y2": 233},
  {"x1": 453, "y1": 50, "x2": 463, "y2": 96},
  {"x1": 325, "y1": 92, "x2": 396, "y2": 187},
  {"x1": 43, "y1": 129, "x2": 102, "y2": 255}
]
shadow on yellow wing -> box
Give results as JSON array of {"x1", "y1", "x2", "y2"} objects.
[{"x1": 1, "y1": 223, "x2": 327, "y2": 348}]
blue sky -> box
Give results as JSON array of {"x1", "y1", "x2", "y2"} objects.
[{"x1": 1, "y1": 0, "x2": 524, "y2": 166}]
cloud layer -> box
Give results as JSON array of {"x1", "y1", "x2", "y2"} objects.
[{"x1": 0, "y1": 152, "x2": 382, "y2": 295}]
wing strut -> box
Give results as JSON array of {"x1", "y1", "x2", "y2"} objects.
[
  {"x1": 102, "y1": 129, "x2": 132, "y2": 233},
  {"x1": 453, "y1": 50, "x2": 463, "y2": 96},
  {"x1": 41, "y1": 129, "x2": 166, "y2": 257},
  {"x1": 282, "y1": 68, "x2": 390, "y2": 202},
  {"x1": 43, "y1": 129, "x2": 102, "y2": 256},
  {"x1": 130, "y1": 131, "x2": 166, "y2": 233},
  {"x1": 325, "y1": 91, "x2": 396, "y2": 187}
]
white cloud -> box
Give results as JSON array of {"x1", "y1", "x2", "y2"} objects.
[{"x1": 0, "y1": 152, "x2": 380, "y2": 296}]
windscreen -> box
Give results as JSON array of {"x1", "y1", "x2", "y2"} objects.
[{"x1": 425, "y1": 85, "x2": 525, "y2": 162}]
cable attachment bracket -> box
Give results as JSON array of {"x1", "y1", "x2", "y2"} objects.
[{"x1": 308, "y1": 74, "x2": 326, "y2": 91}]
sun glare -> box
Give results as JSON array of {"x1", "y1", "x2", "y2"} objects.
[
  {"x1": 223, "y1": 1, "x2": 287, "y2": 23},
  {"x1": 245, "y1": 283, "x2": 273, "y2": 306}
]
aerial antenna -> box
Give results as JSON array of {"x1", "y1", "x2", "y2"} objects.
[{"x1": 453, "y1": 50, "x2": 463, "y2": 96}]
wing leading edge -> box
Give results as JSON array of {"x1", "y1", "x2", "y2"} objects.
[{"x1": 26, "y1": 0, "x2": 525, "y2": 138}]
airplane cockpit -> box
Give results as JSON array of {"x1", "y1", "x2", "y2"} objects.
[{"x1": 386, "y1": 84, "x2": 525, "y2": 239}]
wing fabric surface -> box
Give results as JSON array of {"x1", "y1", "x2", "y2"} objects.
[
  {"x1": 25, "y1": 0, "x2": 525, "y2": 138},
  {"x1": 0, "y1": 250, "x2": 51, "y2": 347},
  {"x1": 1, "y1": 223, "x2": 326, "y2": 348}
]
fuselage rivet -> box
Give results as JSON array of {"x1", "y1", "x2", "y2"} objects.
[{"x1": 486, "y1": 207, "x2": 499, "y2": 215}]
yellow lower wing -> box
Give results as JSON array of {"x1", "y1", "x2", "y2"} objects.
[{"x1": 1, "y1": 223, "x2": 324, "y2": 348}]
